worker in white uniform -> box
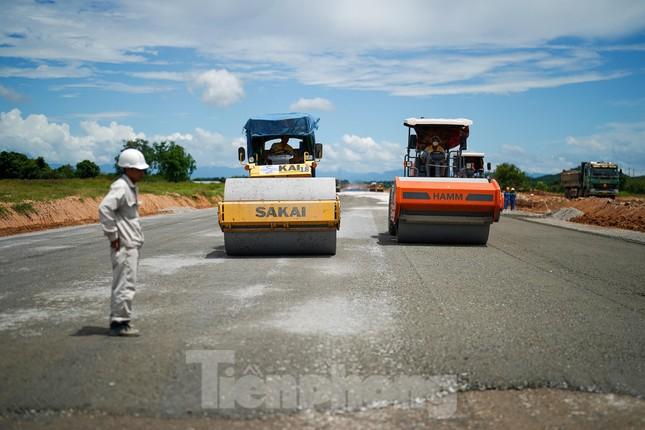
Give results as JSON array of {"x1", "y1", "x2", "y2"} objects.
[{"x1": 98, "y1": 148, "x2": 149, "y2": 336}]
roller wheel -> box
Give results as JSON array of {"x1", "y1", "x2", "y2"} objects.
[{"x1": 388, "y1": 188, "x2": 397, "y2": 235}]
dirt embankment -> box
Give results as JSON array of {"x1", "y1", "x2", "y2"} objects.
[
  {"x1": 516, "y1": 192, "x2": 645, "y2": 233},
  {"x1": 0, "y1": 193, "x2": 220, "y2": 236}
]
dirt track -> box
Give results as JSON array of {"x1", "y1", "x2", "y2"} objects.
[
  {"x1": 0, "y1": 193, "x2": 219, "y2": 236},
  {"x1": 516, "y1": 192, "x2": 645, "y2": 232}
]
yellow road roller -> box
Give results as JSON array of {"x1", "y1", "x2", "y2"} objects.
[{"x1": 218, "y1": 113, "x2": 340, "y2": 255}]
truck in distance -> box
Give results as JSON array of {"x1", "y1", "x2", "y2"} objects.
[{"x1": 561, "y1": 161, "x2": 620, "y2": 199}]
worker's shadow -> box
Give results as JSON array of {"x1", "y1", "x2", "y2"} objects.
[
  {"x1": 71, "y1": 326, "x2": 111, "y2": 336},
  {"x1": 373, "y1": 232, "x2": 488, "y2": 247}
]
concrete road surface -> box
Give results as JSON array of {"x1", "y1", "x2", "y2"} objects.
[{"x1": 1, "y1": 192, "x2": 644, "y2": 428}]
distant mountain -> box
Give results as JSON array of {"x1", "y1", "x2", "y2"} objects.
[
  {"x1": 189, "y1": 165, "x2": 403, "y2": 182},
  {"x1": 190, "y1": 165, "x2": 248, "y2": 179},
  {"x1": 531, "y1": 173, "x2": 561, "y2": 184},
  {"x1": 526, "y1": 172, "x2": 553, "y2": 178},
  {"x1": 316, "y1": 168, "x2": 402, "y2": 182}
]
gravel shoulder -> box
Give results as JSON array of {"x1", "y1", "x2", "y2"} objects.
[{"x1": 503, "y1": 211, "x2": 645, "y2": 245}]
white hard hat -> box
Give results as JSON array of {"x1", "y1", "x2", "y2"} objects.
[{"x1": 117, "y1": 148, "x2": 149, "y2": 170}]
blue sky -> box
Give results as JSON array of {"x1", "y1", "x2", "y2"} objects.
[{"x1": 1, "y1": 0, "x2": 645, "y2": 179}]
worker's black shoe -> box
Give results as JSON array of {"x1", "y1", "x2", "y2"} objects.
[{"x1": 109, "y1": 321, "x2": 140, "y2": 337}]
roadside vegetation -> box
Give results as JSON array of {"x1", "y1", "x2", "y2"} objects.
[
  {"x1": 11, "y1": 202, "x2": 37, "y2": 216},
  {"x1": 0, "y1": 140, "x2": 222, "y2": 205},
  {"x1": 492, "y1": 163, "x2": 531, "y2": 190},
  {"x1": 0, "y1": 176, "x2": 223, "y2": 203}
]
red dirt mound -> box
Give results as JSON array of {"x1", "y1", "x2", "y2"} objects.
[
  {"x1": 0, "y1": 193, "x2": 220, "y2": 236},
  {"x1": 516, "y1": 192, "x2": 645, "y2": 233}
]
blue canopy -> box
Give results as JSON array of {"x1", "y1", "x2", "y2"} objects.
[{"x1": 244, "y1": 113, "x2": 319, "y2": 140}]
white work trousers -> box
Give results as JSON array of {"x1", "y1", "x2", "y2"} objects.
[{"x1": 110, "y1": 246, "x2": 140, "y2": 323}]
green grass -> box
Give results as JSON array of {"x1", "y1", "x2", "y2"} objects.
[
  {"x1": 11, "y1": 202, "x2": 37, "y2": 216},
  {"x1": 0, "y1": 205, "x2": 9, "y2": 219},
  {"x1": 0, "y1": 176, "x2": 224, "y2": 204},
  {"x1": 618, "y1": 190, "x2": 645, "y2": 197}
]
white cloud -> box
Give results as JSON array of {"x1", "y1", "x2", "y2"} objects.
[
  {"x1": 0, "y1": 108, "x2": 241, "y2": 169},
  {"x1": 499, "y1": 144, "x2": 527, "y2": 157},
  {"x1": 49, "y1": 80, "x2": 174, "y2": 94},
  {"x1": 1, "y1": 1, "x2": 643, "y2": 96},
  {"x1": 72, "y1": 112, "x2": 136, "y2": 121},
  {"x1": 0, "y1": 85, "x2": 25, "y2": 102},
  {"x1": 324, "y1": 134, "x2": 404, "y2": 173},
  {"x1": 192, "y1": 69, "x2": 244, "y2": 106},
  {"x1": 128, "y1": 71, "x2": 186, "y2": 81},
  {"x1": 488, "y1": 121, "x2": 645, "y2": 174},
  {"x1": 152, "y1": 128, "x2": 240, "y2": 168},
  {"x1": 564, "y1": 122, "x2": 645, "y2": 173},
  {"x1": 290, "y1": 97, "x2": 334, "y2": 111},
  {"x1": 0, "y1": 64, "x2": 92, "y2": 79},
  {"x1": 0, "y1": 109, "x2": 143, "y2": 165}
]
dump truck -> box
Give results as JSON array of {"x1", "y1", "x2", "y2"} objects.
[
  {"x1": 561, "y1": 161, "x2": 620, "y2": 199},
  {"x1": 218, "y1": 113, "x2": 340, "y2": 255},
  {"x1": 388, "y1": 118, "x2": 503, "y2": 244}
]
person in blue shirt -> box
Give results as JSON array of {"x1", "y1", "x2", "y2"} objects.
[
  {"x1": 510, "y1": 187, "x2": 517, "y2": 210},
  {"x1": 503, "y1": 187, "x2": 510, "y2": 210}
]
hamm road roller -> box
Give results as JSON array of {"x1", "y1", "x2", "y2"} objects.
[
  {"x1": 218, "y1": 113, "x2": 340, "y2": 255},
  {"x1": 388, "y1": 118, "x2": 503, "y2": 245}
]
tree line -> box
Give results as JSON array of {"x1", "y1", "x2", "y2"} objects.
[
  {"x1": 118, "y1": 139, "x2": 195, "y2": 182},
  {"x1": 0, "y1": 139, "x2": 196, "y2": 182},
  {"x1": 0, "y1": 151, "x2": 100, "y2": 179}
]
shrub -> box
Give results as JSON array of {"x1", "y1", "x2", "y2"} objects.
[{"x1": 75, "y1": 160, "x2": 101, "y2": 178}]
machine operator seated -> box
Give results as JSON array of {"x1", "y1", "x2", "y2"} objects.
[
  {"x1": 418, "y1": 135, "x2": 447, "y2": 177},
  {"x1": 267, "y1": 137, "x2": 295, "y2": 165},
  {"x1": 462, "y1": 160, "x2": 484, "y2": 177}
]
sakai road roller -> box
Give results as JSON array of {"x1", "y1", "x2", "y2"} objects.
[
  {"x1": 218, "y1": 113, "x2": 340, "y2": 255},
  {"x1": 388, "y1": 118, "x2": 503, "y2": 245}
]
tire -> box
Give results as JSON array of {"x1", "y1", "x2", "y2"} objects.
[{"x1": 388, "y1": 187, "x2": 397, "y2": 235}]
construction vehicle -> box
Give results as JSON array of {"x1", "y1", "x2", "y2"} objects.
[
  {"x1": 367, "y1": 182, "x2": 385, "y2": 192},
  {"x1": 388, "y1": 118, "x2": 503, "y2": 244},
  {"x1": 218, "y1": 113, "x2": 340, "y2": 255},
  {"x1": 561, "y1": 161, "x2": 620, "y2": 199}
]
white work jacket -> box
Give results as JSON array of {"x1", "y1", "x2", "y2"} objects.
[{"x1": 98, "y1": 175, "x2": 144, "y2": 248}]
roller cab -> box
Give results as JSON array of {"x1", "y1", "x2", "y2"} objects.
[
  {"x1": 218, "y1": 113, "x2": 340, "y2": 255},
  {"x1": 388, "y1": 118, "x2": 503, "y2": 245}
]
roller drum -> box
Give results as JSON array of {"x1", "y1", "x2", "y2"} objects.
[
  {"x1": 224, "y1": 230, "x2": 337, "y2": 256},
  {"x1": 224, "y1": 177, "x2": 336, "y2": 201},
  {"x1": 220, "y1": 177, "x2": 339, "y2": 255},
  {"x1": 397, "y1": 221, "x2": 490, "y2": 245}
]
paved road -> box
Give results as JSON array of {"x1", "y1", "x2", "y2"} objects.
[{"x1": 1, "y1": 192, "x2": 644, "y2": 423}]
